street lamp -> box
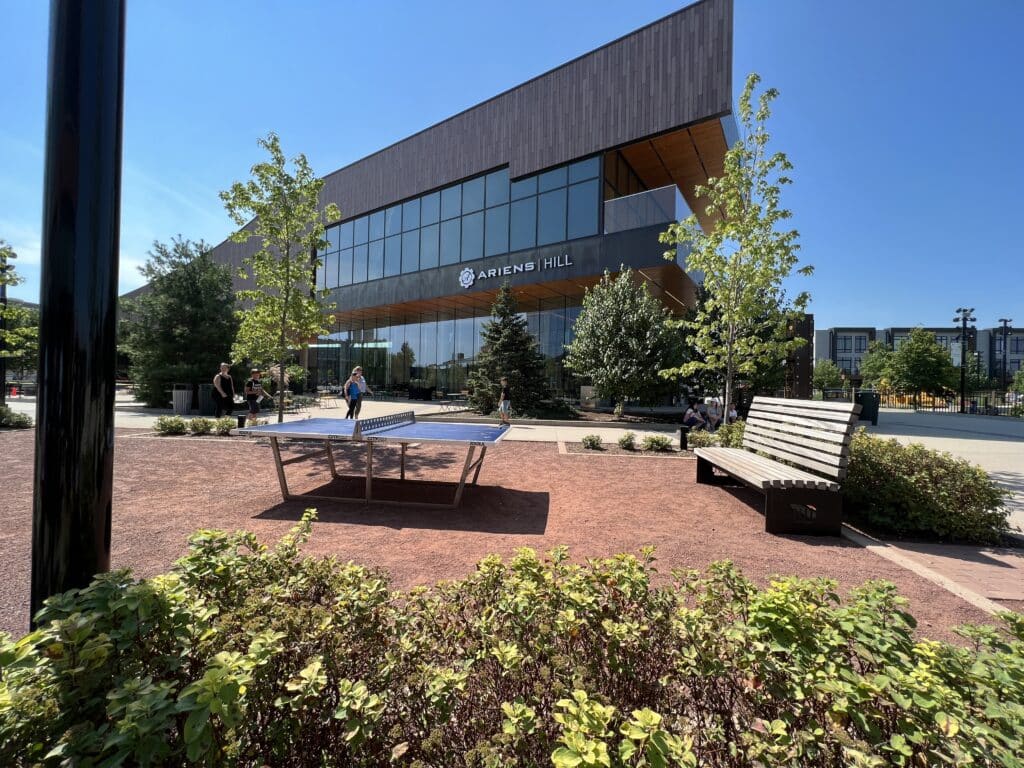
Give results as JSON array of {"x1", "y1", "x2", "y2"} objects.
[
  {"x1": 998, "y1": 318, "x2": 1013, "y2": 390},
  {"x1": 953, "y1": 307, "x2": 976, "y2": 414}
]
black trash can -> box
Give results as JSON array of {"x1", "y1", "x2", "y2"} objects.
[
  {"x1": 678, "y1": 425, "x2": 690, "y2": 451},
  {"x1": 855, "y1": 390, "x2": 880, "y2": 426},
  {"x1": 236, "y1": 414, "x2": 246, "y2": 429},
  {"x1": 198, "y1": 383, "x2": 215, "y2": 416}
]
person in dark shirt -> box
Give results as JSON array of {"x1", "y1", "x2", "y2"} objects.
[
  {"x1": 212, "y1": 363, "x2": 234, "y2": 417},
  {"x1": 498, "y1": 376, "x2": 511, "y2": 426},
  {"x1": 344, "y1": 369, "x2": 362, "y2": 419},
  {"x1": 244, "y1": 369, "x2": 264, "y2": 417}
]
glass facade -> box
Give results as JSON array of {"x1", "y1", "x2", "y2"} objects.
[
  {"x1": 317, "y1": 156, "x2": 601, "y2": 289},
  {"x1": 310, "y1": 297, "x2": 583, "y2": 395}
]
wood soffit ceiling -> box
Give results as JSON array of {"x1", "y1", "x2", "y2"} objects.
[{"x1": 618, "y1": 118, "x2": 727, "y2": 232}]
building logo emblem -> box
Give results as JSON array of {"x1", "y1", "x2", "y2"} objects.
[
  {"x1": 457, "y1": 254, "x2": 574, "y2": 289},
  {"x1": 458, "y1": 267, "x2": 476, "y2": 289}
]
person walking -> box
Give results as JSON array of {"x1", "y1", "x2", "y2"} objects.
[
  {"x1": 344, "y1": 369, "x2": 362, "y2": 419},
  {"x1": 498, "y1": 376, "x2": 511, "y2": 425},
  {"x1": 244, "y1": 369, "x2": 264, "y2": 419},
  {"x1": 212, "y1": 363, "x2": 235, "y2": 418},
  {"x1": 352, "y1": 365, "x2": 373, "y2": 417}
]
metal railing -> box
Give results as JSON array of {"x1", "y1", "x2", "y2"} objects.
[
  {"x1": 603, "y1": 185, "x2": 690, "y2": 235},
  {"x1": 817, "y1": 388, "x2": 1023, "y2": 417}
]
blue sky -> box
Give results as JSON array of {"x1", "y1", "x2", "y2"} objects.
[{"x1": 1, "y1": 0, "x2": 1021, "y2": 331}]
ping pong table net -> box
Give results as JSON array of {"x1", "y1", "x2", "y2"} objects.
[{"x1": 352, "y1": 410, "x2": 416, "y2": 440}]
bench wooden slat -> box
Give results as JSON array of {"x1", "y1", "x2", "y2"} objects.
[
  {"x1": 694, "y1": 447, "x2": 838, "y2": 491},
  {"x1": 743, "y1": 418, "x2": 851, "y2": 446},
  {"x1": 748, "y1": 404, "x2": 858, "y2": 431},
  {"x1": 743, "y1": 423, "x2": 849, "y2": 457},
  {"x1": 742, "y1": 435, "x2": 848, "y2": 478},
  {"x1": 753, "y1": 396, "x2": 864, "y2": 415}
]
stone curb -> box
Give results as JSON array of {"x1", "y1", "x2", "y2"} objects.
[{"x1": 841, "y1": 526, "x2": 1005, "y2": 616}]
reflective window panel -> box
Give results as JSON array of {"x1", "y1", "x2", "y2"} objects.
[
  {"x1": 537, "y1": 187, "x2": 567, "y2": 245},
  {"x1": 462, "y1": 176, "x2": 485, "y2": 214},
  {"x1": 440, "y1": 218, "x2": 461, "y2": 265},
  {"x1": 402, "y1": 198, "x2": 420, "y2": 231},
  {"x1": 401, "y1": 229, "x2": 419, "y2": 273},
  {"x1": 419, "y1": 223, "x2": 439, "y2": 269},
  {"x1": 485, "y1": 168, "x2": 509, "y2": 207},
  {"x1": 484, "y1": 204, "x2": 509, "y2": 257},
  {"x1": 461, "y1": 211, "x2": 484, "y2": 261},
  {"x1": 367, "y1": 239, "x2": 384, "y2": 280},
  {"x1": 384, "y1": 234, "x2": 402, "y2": 276},
  {"x1": 567, "y1": 179, "x2": 599, "y2": 239},
  {"x1": 421, "y1": 191, "x2": 440, "y2": 225},
  {"x1": 510, "y1": 197, "x2": 537, "y2": 251}
]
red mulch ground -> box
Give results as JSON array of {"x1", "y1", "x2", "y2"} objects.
[{"x1": 0, "y1": 428, "x2": 994, "y2": 642}]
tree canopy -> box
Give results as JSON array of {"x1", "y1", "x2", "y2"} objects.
[
  {"x1": 565, "y1": 268, "x2": 683, "y2": 414},
  {"x1": 812, "y1": 359, "x2": 843, "y2": 390},
  {"x1": 659, "y1": 73, "x2": 812, "y2": 413},
  {"x1": 889, "y1": 328, "x2": 957, "y2": 401},
  {"x1": 467, "y1": 284, "x2": 549, "y2": 415},
  {"x1": 221, "y1": 132, "x2": 339, "y2": 422},
  {"x1": 120, "y1": 238, "x2": 238, "y2": 408},
  {"x1": 857, "y1": 341, "x2": 895, "y2": 388}
]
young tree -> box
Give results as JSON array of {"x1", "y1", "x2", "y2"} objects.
[
  {"x1": 659, "y1": 73, "x2": 812, "y2": 414},
  {"x1": 120, "y1": 238, "x2": 238, "y2": 407},
  {"x1": 1, "y1": 241, "x2": 38, "y2": 406},
  {"x1": 565, "y1": 268, "x2": 683, "y2": 415},
  {"x1": 857, "y1": 341, "x2": 895, "y2": 388},
  {"x1": 467, "y1": 284, "x2": 549, "y2": 415},
  {"x1": 812, "y1": 359, "x2": 843, "y2": 391},
  {"x1": 889, "y1": 328, "x2": 957, "y2": 405},
  {"x1": 221, "y1": 132, "x2": 340, "y2": 423},
  {"x1": 1012, "y1": 368, "x2": 1024, "y2": 396}
]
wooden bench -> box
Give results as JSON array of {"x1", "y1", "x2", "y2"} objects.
[{"x1": 694, "y1": 396, "x2": 862, "y2": 536}]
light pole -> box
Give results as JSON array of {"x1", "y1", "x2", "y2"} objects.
[
  {"x1": 953, "y1": 307, "x2": 976, "y2": 414},
  {"x1": 0, "y1": 246, "x2": 16, "y2": 407},
  {"x1": 998, "y1": 318, "x2": 1013, "y2": 390}
]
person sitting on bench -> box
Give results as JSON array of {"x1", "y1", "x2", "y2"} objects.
[{"x1": 683, "y1": 400, "x2": 706, "y2": 430}]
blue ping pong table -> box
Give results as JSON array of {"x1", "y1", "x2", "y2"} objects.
[{"x1": 235, "y1": 411, "x2": 509, "y2": 508}]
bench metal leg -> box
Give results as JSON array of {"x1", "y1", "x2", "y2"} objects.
[
  {"x1": 696, "y1": 455, "x2": 730, "y2": 485},
  {"x1": 764, "y1": 488, "x2": 842, "y2": 536}
]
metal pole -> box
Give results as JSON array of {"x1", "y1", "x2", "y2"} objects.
[
  {"x1": 998, "y1": 318, "x2": 1012, "y2": 390},
  {"x1": 31, "y1": 0, "x2": 126, "y2": 625},
  {"x1": 960, "y1": 319, "x2": 966, "y2": 414},
  {"x1": 0, "y1": 257, "x2": 7, "y2": 408}
]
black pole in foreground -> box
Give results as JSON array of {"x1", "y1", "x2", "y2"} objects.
[{"x1": 31, "y1": 0, "x2": 126, "y2": 625}]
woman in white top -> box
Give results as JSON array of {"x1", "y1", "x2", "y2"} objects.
[{"x1": 705, "y1": 397, "x2": 722, "y2": 431}]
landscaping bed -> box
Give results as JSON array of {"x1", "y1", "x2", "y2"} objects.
[{"x1": 564, "y1": 441, "x2": 692, "y2": 458}]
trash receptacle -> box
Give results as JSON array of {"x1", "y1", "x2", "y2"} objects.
[
  {"x1": 198, "y1": 383, "x2": 215, "y2": 416},
  {"x1": 855, "y1": 390, "x2": 880, "y2": 426},
  {"x1": 236, "y1": 414, "x2": 246, "y2": 429},
  {"x1": 171, "y1": 383, "x2": 191, "y2": 415},
  {"x1": 678, "y1": 425, "x2": 691, "y2": 451}
]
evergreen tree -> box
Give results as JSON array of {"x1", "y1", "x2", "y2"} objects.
[
  {"x1": 565, "y1": 268, "x2": 683, "y2": 414},
  {"x1": 467, "y1": 284, "x2": 549, "y2": 415},
  {"x1": 120, "y1": 237, "x2": 238, "y2": 407}
]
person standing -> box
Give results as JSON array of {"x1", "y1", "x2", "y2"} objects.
[
  {"x1": 498, "y1": 376, "x2": 511, "y2": 425},
  {"x1": 352, "y1": 365, "x2": 373, "y2": 417},
  {"x1": 344, "y1": 369, "x2": 362, "y2": 419},
  {"x1": 244, "y1": 369, "x2": 264, "y2": 419},
  {"x1": 213, "y1": 362, "x2": 234, "y2": 417}
]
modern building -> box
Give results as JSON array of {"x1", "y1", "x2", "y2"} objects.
[
  {"x1": 979, "y1": 324, "x2": 1023, "y2": 385},
  {"x1": 812, "y1": 327, "x2": 877, "y2": 384},
  {"x1": 205, "y1": 0, "x2": 736, "y2": 394}
]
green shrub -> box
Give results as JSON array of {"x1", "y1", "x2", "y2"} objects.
[
  {"x1": 581, "y1": 434, "x2": 603, "y2": 450},
  {"x1": 213, "y1": 416, "x2": 236, "y2": 436},
  {"x1": 617, "y1": 431, "x2": 636, "y2": 450},
  {"x1": 843, "y1": 430, "x2": 1010, "y2": 543},
  {"x1": 1011, "y1": 403, "x2": 1024, "y2": 418},
  {"x1": 715, "y1": 418, "x2": 745, "y2": 448},
  {"x1": 188, "y1": 417, "x2": 214, "y2": 436},
  {"x1": 2, "y1": 515, "x2": 1023, "y2": 766},
  {"x1": 641, "y1": 433, "x2": 672, "y2": 452},
  {"x1": 0, "y1": 405, "x2": 32, "y2": 429},
  {"x1": 684, "y1": 429, "x2": 715, "y2": 448},
  {"x1": 153, "y1": 415, "x2": 188, "y2": 435}
]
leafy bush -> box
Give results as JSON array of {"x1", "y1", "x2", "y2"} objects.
[
  {"x1": 0, "y1": 405, "x2": 32, "y2": 429},
  {"x1": 715, "y1": 418, "x2": 746, "y2": 448},
  {"x1": 188, "y1": 417, "x2": 214, "y2": 436},
  {"x1": 153, "y1": 415, "x2": 188, "y2": 435},
  {"x1": 581, "y1": 434, "x2": 603, "y2": 450},
  {"x1": 684, "y1": 429, "x2": 715, "y2": 448},
  {"x1": 1011, "y1": 403, "x2": 1024, "y2": 418},
  {"x1": 843, "y1": 431, "x2": 1010, "y2": 543},
  {"x1": 641, "y1": 433, "x2": 672, "y2": 452},
  {"x1": 2, "y1": 515, "x2": 1023, "y2": 766},
  {"x1": 617, "y1": 431, "x2": 636, "y2": 450},
  {"x1": 213, "y1": 416, "x2": 236, "y2": 436}
]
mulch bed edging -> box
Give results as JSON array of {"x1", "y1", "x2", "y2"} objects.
[{"x1": 561, "y1": 441, "x2": 694, "y2": 458}]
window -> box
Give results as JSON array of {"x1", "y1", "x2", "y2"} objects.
[
  {"x1": 440, "y1": 218, "x2": 460, "y2": 265},
  {"x1": 510, "y1": 197, "x2": 536, "y2": 251},
  {"x1": 441, "y1": 186, "x2": 461, "y2": 220},
  {"x1": 385, "y1": 205, "x2": 402, "y2": 237},
  {"x1": 538, "y1": 166, "x2": 567, "y2": 192},
  {"x1": 369, "y1": 211, "x2": 385, "y2": 241},
  {"x1": 1011, "y1": 336, "x2": 1024, "y2": 355},
  {"x1": 384, "y1": 234, "x2": 402, "y2": 276},
  {"x1": 837, "y1": 357, "x2": 852, "y2": 374},
  {"x1": 568, "y1": 156, "x2": 600, "y2": 184},
  {"x1": 419, "y1": 224, "x2": 439, "y2": 269},
  {"x1": 352, "y1": 244, "x2": 368, "y2": 283},
  {"x1": 485, "y1": 169, "x2": 509, "y2": 207},
  {"x1": 484, "y1": 204, "x2": 509, "y2": 257},
  {"x1": 339, "y1": 221, "x2": 353, "y2": 249},
  {"x1": 324, "y1": 226, "x2": 341, "y2": 252},
  {"x1": 323, "y1": 251, "x2": 339, "y2": 289},
  {"x1": 854, "y1": 335, "x2": 868, "y2": 353},
  {"x1": 567, "y1": 179, "x2": 599, "y2": 239},
  {"x1": 421, "y1": 192, "x2": 440, "y2": 225},
  {"x1": 537, "y1": 188, "x2": 567, "y2": 245},
  {"x1": 510, "y1": 175, "x2": 537, "y2": 201},
  {"x1": 462, "y1": 177, "x2": 485, "y2": 214},
  {"x1": 836, "y1": 335, "x2": 853, "y2": 353},
  {"x1": 353, "y1": 216, "x2": 368, "y2": 245},
  {"x1": 338, "y1": 248, "x2": 353, "y2": 286},
  {"x1": 401, "y1": 230, "x2": 419, "y2": 273},
  {"x1": 461, "y1": 211, "x2": 484, "y2": 261},
  {"x1": 402, "y1": 199, "x2": 420, "y2": 232},
  {"x1": 367, "y1": 240, "x2": 384, "y2": 280}
]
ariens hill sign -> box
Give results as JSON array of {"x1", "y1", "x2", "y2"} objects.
[{"x1": 458, "y1": 253, "x2": 574, "y2": 289}]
